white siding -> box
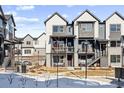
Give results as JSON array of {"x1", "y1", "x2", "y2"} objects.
[
  {"x1": 74, "y1": 12, "x2": 99, "y2": 38},
  {"x1": 106, "y1": 14, "x2": 124, "y2": 40},
  {"x1": 46, "y1": 14, "x2": 67, "y2": 53},
  {"x1": 34, "y1": 34, "x2": 46, "y2": 48}
]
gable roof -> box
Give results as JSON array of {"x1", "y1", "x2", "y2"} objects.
[
  {"x1": 37, "y1": 32, "x2": 46, "y2": 39},
  {"x1": 23, "y1": 34, "x2": 34, "y2": 40},
  {"x1": 5, "y1": 14, "x2": 16, "y2": 26},
  {"x1": 0, "y1": 6, "x2": 6, "y2": 23},
  {"x1": 104, "y1": 11, "x2": 124, "y2": 22},
  {"x1": 17, "y1": 33, "x2": 46, "y2": 41},
  {"x1": 44, "y1": 12, "x2": 68, "y2": 25},
  {"x1": 73, "y1": 9, "x2": 101, "y2": 22}
]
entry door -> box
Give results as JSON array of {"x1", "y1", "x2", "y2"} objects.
[
  {"x1": 101, "y1": 44, "x2": 106, "y2": 56},
  {"x1": 67, "y1": 55, "x2": 73, "y2": 67}
]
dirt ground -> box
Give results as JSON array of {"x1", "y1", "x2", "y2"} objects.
[{"x1": 27, "y1": 66, "x2": 115, "y2": 77}]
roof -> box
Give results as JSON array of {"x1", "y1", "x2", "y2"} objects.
[
  {"x1": 73, "y1": 9, "x2": 101, "y2": 22},
  {"x1": 104, "y1": 11, "x2": 124, "y2": 22},
  {"x1": 0, "y1": 6, "x2": 6, "y2": 22},
  {"x1": 44, "y1": 12, "x2": 68, "y2": 25},
  {"x1": 15, "y1": 32, "x2": 46, "y2": 41},
  {"x1": 37, "y1": 32, "x2": 46, "y2": 39},
  {"x1": 23, "y1": 34, "x2": 34, "y2": 40},
  {"x1": 5, "y1": 14, "x2": 16, "y2": 26}
]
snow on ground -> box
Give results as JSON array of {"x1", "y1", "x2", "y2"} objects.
[{"x1": 0, "y1": 70, "x2": 121, "y2": 88}]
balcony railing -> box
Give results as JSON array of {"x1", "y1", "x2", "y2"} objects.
[
  {"x1": 78, "y1": 45, "x2": 94, "y2": 53},
  {"x1": 52, "y1": 46, "x2": 74, "y2": 53}
]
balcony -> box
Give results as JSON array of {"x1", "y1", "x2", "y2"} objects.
[
  {"x1": 52, "y1": 46, "x2": 74, "y2": 53},
  {"x1": 78, "y1": 45, "x2": 94, "y2": 54}
]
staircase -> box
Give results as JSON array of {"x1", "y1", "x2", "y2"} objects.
[{"x1": 87, "y1": 55, "x2": 101, "y2": 67}]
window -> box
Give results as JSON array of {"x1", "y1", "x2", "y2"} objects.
[
  {"x1": 80, "y1": 23, "x2": 93, "y2": 32},
  {"x1": 0, "y1": 18, "x2": 3, "y2": 28},
  {"x1": 111, "y1": 55, "x2": 120, "y2": 63},
  {"x1": 53, "y1": 26, "x2": 64, "y2": 32},
  {"x1": 110, "y1": 41, "x2": 116, "y2": 47},
  {"x1": 110, "y1": 41, "x2": 121, "y2": 47},
  {"x1": 24, "y1": 50, "x2": 31, "y2": 54},
  {"x1": 117, "y1": 41, "x2": 121, "y2": 47},
  {"x1": 26, "y1": 41, "x2": 31, "y2": 45},
  {"x1": 53, "y1": 56, "x2": 59, "y2": 63},
  {"x1": 110, "y1": 24, "x2": 121, "y2": 32}
]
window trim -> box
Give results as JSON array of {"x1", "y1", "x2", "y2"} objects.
[
  {"x1": 110, "y1": 24, "x2": 121, "y2": 32},
  {"x1": 26, "y1": 41, "x2": 31, "y2": 45},
  {"x1": 24, "y1": 50, "x2": 31, "y2": 54},
  {"x1": 110, "y1": 55, "x2": 120, "y2": 63},
  {"x1": 80, "y1": 23, "x2": 94, "y2": 32},
  {"x1": 110, "y1": 41, "x2": 121, "y2": 47},
  {"x1": 53, "y1": 25, "x2": 64, "y2": 33}
]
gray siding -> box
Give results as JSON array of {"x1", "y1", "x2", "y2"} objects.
[
  {"x1": 99, "y1": 24, "x2": 105, "y2": 39},
  {"x1": 52, "y1": 25, "x2": 67, "y2": 36},
  {"x1": 78, "y1": 23, "x2": 94, "y2": 37},
  {"x1": 109, "y1": 32, "x2": 121, "y2": 40},
  {"x1": 100, "y1": 56, "x2": 108, "y2": 67}
]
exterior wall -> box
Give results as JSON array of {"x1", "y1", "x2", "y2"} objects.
[
  {"x1": 106, "y1": 14, "x2": 124, "y2": 40},
  {"x1": 45, "y1": 14, "x2": 67, "y2": 67},
  {"x1": 5, "y1": 18, "x2": 15, "y2": 40},
  {"x1": 74, "y1": 12, "x2": 99, "y2": 39},
  {"x1": 34, "y1": 33, "x2": 46, "y2": 48},
  {"x1": 46, "y1": 15, "x2": 67, "y2": 53},
  {"x1": 98, "y1": 24, "x2": 105, "y2": 40},
  {"x1": 108, "y1": 47, "x2": 122, "y2": 67},
  {"x1": 74, "y1": 38, "x2": 78, "y2": 67},
  {"x1": 22, "y1": 35, "x2": 34, "y2": 48}
]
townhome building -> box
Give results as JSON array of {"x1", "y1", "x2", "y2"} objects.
[
  {"x1": 45, "y1": 10, "x2": 124, "y2": 68},
  {"x1": 15, "y1": 33, "x2": 46, "y2": 66},
  {"x1": 45, "y1": 13, "x2": 75, "y2": 67},
  {"x1": 104, "y1": 12, "x2": 124, "y2": 67},
  {"x1": 0, "y1": 6, "x2": 16, "y2": 68},
  {"x1": 0, "y1": 6, "x2": 6, "y2": 66}
]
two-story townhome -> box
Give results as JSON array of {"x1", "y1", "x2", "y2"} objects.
[
  {"x1": 0, "y1": 6, "x2": 17, "y2": 68},
  {"x1": 15, "y1": 33, "x2": 46, "y2": 65},
  {"x1": 2, "y1": 14, "x2": 16, "y2": 67},
  {"x1": 45, "y1": 10, "x2": 124, "y2": 68},
  {"x1": 45, "y1": 12, "x2": 75, "y2": 67},
  {"x1": 73, "y1": 10, "x2": 108, "y2": 67},
  {"x1": 104, "y1": 12, "x2": 124, "y2": 67},
  {"x1": 0, "y1": 6, "x2": 6, "y2": 66}
]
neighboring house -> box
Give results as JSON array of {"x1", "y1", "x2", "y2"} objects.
[
  {"x1": 0, "y1": 6, "x2": 6, "y2": 66},
  {"x1": 0, "y1": 6, "x2": 17, "y2": 67},
  {"x1": 15, "y1": 33, "x2": 46, "y2": 65},
  {"x1": 45, "y1": 10, "x2": 124, "y2": 68}
]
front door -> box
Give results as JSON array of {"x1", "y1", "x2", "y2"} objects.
[{"x1": 67, "y1": 55, "x2": 73, "y2": 67}]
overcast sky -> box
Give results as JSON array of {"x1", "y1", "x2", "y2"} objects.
[{"x1": 2, "y1": 5, "x2": 124, "y2": 37}]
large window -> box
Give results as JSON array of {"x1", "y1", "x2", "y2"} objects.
[
  {"x1": 110, "y1": 24, "x2": 121, "y2": 32},
  {"x1": 111, "y1": 55, "x2": 120, "y2": 63},
  {"x1": 53, "y1": 26, "x2": 64, "y2": 32},
  {"x1": 0, "y1": 18, "x2": 3, "y2": 28},
  {"x1": 80, "y1": 23, "x2": 94, "y2": 32},
  {"x1": 24, "y1": 50, "x2": 31, "y2": 54},
  {"x1": 110, "y1": 41, "x2": 121, "y2": 47}
]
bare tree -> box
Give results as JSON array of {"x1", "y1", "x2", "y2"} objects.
[
  {"x1": 19, "y1": 76, "x2": 27, "y2": 88},
  {"x1": 7, "y1": 73, "x2": 15, "y2": 85}
]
